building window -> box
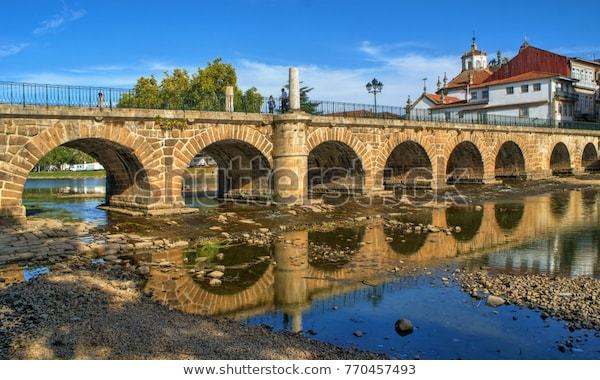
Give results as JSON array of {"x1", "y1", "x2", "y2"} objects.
[
  {"x1": 521, "y1": 84, "x2": 529, "y2": 93},
  {"x1": 471, "y1": 91, "x2": 478, "y2": 100},
  {"x1": 519, "y1": 107, "x2": 529, "y2": 118},
  {"x1": 482, "y1": 90, "x2": 489, "y2": 98},
  {"x1": 506, "y1": 86, "x2": 514, "y2": 94},
  {"x1": 533, "y1": 83, "x2": 541, "y2": 91}
]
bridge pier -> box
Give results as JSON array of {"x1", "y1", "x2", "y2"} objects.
[{"x1": 272, "y1": 112, "x2": 310, "y2": 205}]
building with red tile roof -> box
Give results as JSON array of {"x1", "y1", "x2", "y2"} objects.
[{"x1": 410, "y1": 39, "x2": 581, "y2": 123}]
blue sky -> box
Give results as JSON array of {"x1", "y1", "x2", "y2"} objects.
[{"x1": 1, "y1": 0, "x2": 599, "y2": 104}]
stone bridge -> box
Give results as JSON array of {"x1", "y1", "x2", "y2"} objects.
[{"x1": 1, "y1": 104, "x2": 599, "y2": 217}]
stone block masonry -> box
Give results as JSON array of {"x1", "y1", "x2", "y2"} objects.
[{"x1": 0, "y1": 104, "x2": 599, "y2": 217}]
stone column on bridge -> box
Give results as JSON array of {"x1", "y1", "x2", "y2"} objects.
[
  {"x1": 289, "y1": 67, "x2": 301, "y2": 111},
  {"x1": 224, "y1": 86, "x2": 234, "y2": 112},
  {"x1": 272, "y1": 112, "x2": 311, "y2": 205}
]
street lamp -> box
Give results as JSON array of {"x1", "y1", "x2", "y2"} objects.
[{"x1": 366, "y1": 78, "x2": 383, "y2": 114}]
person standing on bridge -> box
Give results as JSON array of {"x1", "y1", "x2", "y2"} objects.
[
  {"x1": 268, "y1": 95, "x2": 276, "y2": 113},
  {"x1": 280, "y1": 88, "x2": 288, "y2": 113},
  {"x1": 97, "y1": 90, "x2": 105, "y2": 108}
]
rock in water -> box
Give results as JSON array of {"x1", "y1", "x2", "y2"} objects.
[
  {"x1": 208, "y1": 271, "x2": 224, "y2": 279},
  {"x1": 209, "y1": 278, "x2": 222, "y2": 286},
  {"x1": 486, "y1": 295, "x2": 506, "y2": 307},
  {"x1": 353, "y1": 330, "x2": 364, "y2": 337},
  {"x1": 394, "y1": 319, "x2": 414, "y2": 336}
]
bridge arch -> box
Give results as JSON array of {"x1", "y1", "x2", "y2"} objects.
[
  {"x1": 446, "y1": 141, "x2": 485, "y2": 184},
  {"x1": 550, "y1": 142, "x2": 572, "y2": 175},
  {"x1": 172, "y1": 125, "x2": 273, "y2": 204},
  {"x1": 582, "y1": 142, "x2": 598, "y2": 171},
  {"x1": 383, "y1": 140, "x2": 433, "y2": 189},
  {"x1": 5, "y1": 121, "x2": 158, "y2": 216},
  {"x1": 494, "y1": 141, "x2": 526, "y2": 179},
  {"x1": 306, "y1": 128, "x2": 368, "y2": 194}
]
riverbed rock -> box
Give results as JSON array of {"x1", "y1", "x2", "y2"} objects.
[
  {"x1": 486, "y1": 295, "x2": 506, "y2": 307},
  {"x1": 394, "y1": 319, "x2": 414, "y2": 336},
  {"x1": 137, "y1": 265, "x2": 150, "y2": 275},
  {"x1": 208, "y1": 271, "x2": 224, "y2": 279},
  {"x1": 209, "y1": 278, "x2": 222, "y2": 286}
]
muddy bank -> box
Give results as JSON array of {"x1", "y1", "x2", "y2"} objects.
[
  {"x1": 459, "y1": 271, "x2": 600, "y2": 331},
  {"x1": 0, "y1": 258, "x2": 384, "y2": 360}
]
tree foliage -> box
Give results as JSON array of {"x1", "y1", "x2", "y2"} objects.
[
  {"x1": 300, "y1": 86, "x2": 320, "y2": 114},
  {"x1": 283, "y1": 83, "x2": 320, "y2": 114},
  {"x1": 35, "y1": 147, "x2": 95, "y2": 170},
  {"x1": 118, "y1": 58, "x2": 263, "y2": 112}
]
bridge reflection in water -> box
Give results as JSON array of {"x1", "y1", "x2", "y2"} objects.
[{"x1": 142, "y1": 190, "x2": 600, "y2": 331}]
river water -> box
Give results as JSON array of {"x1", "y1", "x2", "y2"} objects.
[{"x1": 16, "y1": 178, "x2": 600, "y2": 359}]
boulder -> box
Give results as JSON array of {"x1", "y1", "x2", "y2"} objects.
[
  {"x1": 394, "y1": 319, "x2": 414, "y2": 336},
  {"x1": 208, "y1": 271, "x2": 224, "y2": 279},
  {"x1": 486, "y1": 295, "x2": 506, "y2": 307}
]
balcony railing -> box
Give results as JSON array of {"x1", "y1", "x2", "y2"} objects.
[
  {"x1": 555, "y1": 89, "x2": 579, "y2": 101},
  {"x1": 0, "y1": 80, "x2": 600, "y2": 131}
]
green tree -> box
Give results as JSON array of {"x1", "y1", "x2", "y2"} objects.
[
  {"x1": 36, "y1": 147, "x2": 95, "y2": 170},
  {"x1": 161, "y1": 69, "x2": 192, "y2": 109},
  {"x1": 118, "y1": 57, "x2": 263, "y2": 112},
  {"x1": 190, "y1": 58, "x2": 238, "y2": 111},
  {"x1": 237, "y1": 87, "x2": 264, "y2": 113},
  {"x1": 283, "y1": 83, "x2": 321, "y2": 114},
  {"x1": 300, "y1": 85, "x2": 320, "y2": 114},
  {"x1": 118, "y1": 76, "x2": 161, "y2": 108}
]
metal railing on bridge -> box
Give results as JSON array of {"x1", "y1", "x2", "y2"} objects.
[{"x1": 1, "y1": 80, "x2": 599, "y2": 131}]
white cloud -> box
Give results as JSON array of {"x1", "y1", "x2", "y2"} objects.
[
  {"x1": 33, "y1": 2, "x2": 86, "y2": 36},
  {"x1": 0, "y1": 43, "x2": 29, "y2": 58},
  {"x1": 4, "y1": 40, "x2": 462, "y2": 106},
  {"x1": 236, "y1": 41, "x2": 459, "y2": 105}
]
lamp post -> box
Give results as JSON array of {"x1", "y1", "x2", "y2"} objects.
[{"x1": 366, "y1": 78, "x2": 383, "y2": 114}]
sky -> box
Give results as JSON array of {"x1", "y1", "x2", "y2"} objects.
[{"x1": 1, "y1": 0, "x2": 600, "y2": 104}]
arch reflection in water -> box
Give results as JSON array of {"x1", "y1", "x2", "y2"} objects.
[
  {"x1": 446, "y1": 205, "x2": 484, "y2": 241},
  {"x1": 141, "y1": 190, "x2": 600, "y2": 324},
  {"x1": 494, "y1": 202, "x2": 525, "y2": 232}
]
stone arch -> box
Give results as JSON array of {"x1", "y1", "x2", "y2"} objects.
[
  {"x1": 4, "y1": 121, "x2": 160, "y2": 216},
  {"x1": 494, "y1": 141, "x2": 526, "y2": 179},
  {"x1": 308, "y1": 140, "x2": 365, "y2": 194},
  {"x1": 172, "y1": 125, "x2": 273, "y2": 203},
  {"x1": 376, "y1": 132, "x2": 438, "y2": 187},
  {"x1": 446, "y1": 141, "x2": 485, "y2": 184},
  {"x1": 550, "y1": 142, "x2": 572, "y2": 175},
  {"x1": 306, "y1": 127, "x2": 370, "y2": 169},
  {"x1": 383, "y1": 140, "x2": 433, "y2": 188},
  {"x1": 306, "y1": 128, "x2": 368, "y2": 195},
  {"x1": 582, "y1": 142, "x2": 598, "y2": 171}
]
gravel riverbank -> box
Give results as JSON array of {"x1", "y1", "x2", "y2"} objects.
[
  {"x1": 460, "y1": 271, "x2": 600, "y2": 331},
  {"x1": 0, "y1": 258, "x2": 385, "y2": 360}
]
